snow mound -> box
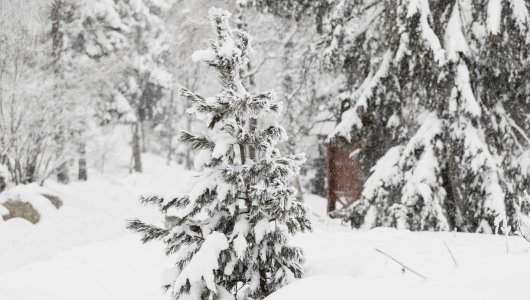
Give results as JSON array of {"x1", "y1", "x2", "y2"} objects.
[{"x1": 267, "y1": 229, "x2": 530, "y2": 300}]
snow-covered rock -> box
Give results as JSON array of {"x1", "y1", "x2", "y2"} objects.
[{"x1": 0, "y1": 183, "x2": 61, "y2": 224}]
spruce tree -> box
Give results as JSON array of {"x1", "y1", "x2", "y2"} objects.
[
  {"x1": 128, "y1": 7, "x2": 311, "y2": 300},
  {"x1": 251, "y1": 1, "x2": 530, "y2": 234},
  {"x1": 330, "y1": 1, "x2": 530, "y2": 234}
]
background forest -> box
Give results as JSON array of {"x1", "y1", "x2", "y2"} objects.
[
  {"x1": 3, "y1": 1, "x2": 530, "y2": 300},
  {"x1": 0, "y1": 0, "x2": 331, "y2": 186}
]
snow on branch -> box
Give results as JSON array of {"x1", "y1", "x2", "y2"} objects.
[
  {"x1": 444, "y1": 3, "x2": 470, "y2": 62},
  {"x1": 172, "y1": 232, "x2": 229, "y2": 295},
  {"x1": 455, "y1": 63, "x2": 481, "y2": 117},
  {"x1": 329, "y1": 50, "x2": 393, "y2": 140},
  {"x1": 407, "y1": 0, "x2": 446, "y2": 64},
  {"x1": 399, "y1": 113, "x2": 449, "y2": 231},
  {"x1": 487, "y1": 0, "x2": 502, "y2": 34},
  {"x1": 461, "y1": 125, "x2": 507, "y2": 232},
  {"x1": 508, "y1": 0, "x2": 530, "y2": 33}
]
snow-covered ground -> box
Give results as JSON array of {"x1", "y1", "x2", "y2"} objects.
[{"x1": 1, "y1": 154, "x2": 530, "y2": 299}]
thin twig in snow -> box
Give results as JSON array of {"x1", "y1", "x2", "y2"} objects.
[
  {"x1": 505, "y1": 232, "x2": 510, "y2": 254},
  {"x1": 374, "y1": 248, "x2": 428, "y2": 280},
  {"x1": 443, "y1": 241, "x2": 458, "y2": 266}
]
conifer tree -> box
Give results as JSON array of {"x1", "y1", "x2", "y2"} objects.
[
  {"x1": 252, "y1": 0, "x2": 530, "y2": 234},
  {"x1": 128, "y1": 7, "x2": 311, "y2": 300}
]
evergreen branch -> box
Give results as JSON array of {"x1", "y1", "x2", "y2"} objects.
[
  {"x1": 247, "y1": 91, "x2": 279, "y2": 115},
  {"x1": 178, "y1": 132, "x2": 215, "y2": 150},
  {"x1": 239, "y1": 125, "x2": 287, "y2": 145},
  {"x1": 140, "y1": 195, "x2": 164, "y2": 207},
  {"x1": 179, "y1": 88, "x2": 206, "y2": 105},
  {"x1": 127, "y1": 220, "x2": 169, "y2": 243},
  {"x1": 160, "y1": 197, "x2": 182, "y2": 212}
]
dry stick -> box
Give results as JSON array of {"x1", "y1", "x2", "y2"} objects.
[
  {"x1": 375, "y1": 248, "x2": 428, "y2": 280},
  {"x1": 443, "y1": 241, "x2": 458, "y2": 266},
  {"x1": 505, "y1": 231, "x2": 510, "y2": 254}
]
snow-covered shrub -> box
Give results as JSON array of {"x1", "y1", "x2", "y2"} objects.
[
  {"x1": 129, "y1": 8, "x2": 311, "y2": 299},
  {"x1": 0, "y1": 4, "x2": 68, "y2": 185}
]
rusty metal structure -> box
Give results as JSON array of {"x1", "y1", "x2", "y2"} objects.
[{"x1": 326, "y1": 143, "x2": 363, "y2": 213}]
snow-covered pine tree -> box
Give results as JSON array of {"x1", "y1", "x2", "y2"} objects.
[
  {"x1": 128, "y1": 7, "x2": 311, "y2": 300},
  {"x1": 252, "y1": 0, "x2": 530, "y2": 234}
]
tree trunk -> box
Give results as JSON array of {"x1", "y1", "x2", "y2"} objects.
[
  {"x1": 0, "y1": 176, "x2": 6, "y2": 193},
  {"x1": 185, "y1": 112, "x2": 193, "y2": 170},
  {"x1": 0, "y1": 155, "x2": 6, "y2": 193},
  {"x1": 51, "y1": 0, "x2": 63, "y2": 64},
  {"x1": 25, "y1": 157, "x2": 37, "y2": 184},
  {"x1": 442, "y1": 152, "x2": 464, "y2": 231},
  {"x1": 78, "y1": 142, "x2": 87, "y2": 181},
  {"x1": 167, "y1": 90, "x2": 175, "y2": 166},
  {"x1": 51, "y1": 0, "x2": 69, "y2": 184},
  {"x1": 55, "y1": 147, "x2": 70, "y2": 183},
  {"x1": 141, "y1": 120, "x2": 147, "y2": 153},
  {"x1": 245, "y1": 58, "x2": 257, "y2": 160},
  {"x1": 287, "y1": 140, "x2": 305, "y2": 202},
  {"x1": 236, "y1": 7, "x2": 257, "y2": 161},
  {"x1": 132, "y1": 122, "x2": 143, "y2": 173}
]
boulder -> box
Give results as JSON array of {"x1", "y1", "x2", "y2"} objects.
[
  {"x1": 41, "y1": 193, "x2": 63, "y2": 209},
  {"x1": 1, "y1": 200, "x2": 41, "y2": 224},
  {"x1": 0, "y1": 184, "x2": 62, "y2": 224}
]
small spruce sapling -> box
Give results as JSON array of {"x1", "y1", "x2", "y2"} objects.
[{"x1": 128, "y1": 8, "x2": 311, "y2": 300}]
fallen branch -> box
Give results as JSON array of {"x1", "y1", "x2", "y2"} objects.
[
  {"x1": 443, "y1": 241, "x2": 458, "y2": 266},
  {"x1": 374, "y1": 248, "x2": 428, "y2": 280}
]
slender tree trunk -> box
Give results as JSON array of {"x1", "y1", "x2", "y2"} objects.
[
  {"x1": 236, "y1": 7, "x2": 257, "y2": 160},
  {"x1": 282, "y1": 23, "x2": 305, "y2": 202},
  {"x1": 167, "y1": 90, "x2": 175, "y2": 166},
  {"x1": 0, "y1": 176, "x2": 5, "y2": 193},
  {"x1": 54, "y1": 138, "x2": 69, "y2": 187},
  {"x1": 0, "y1": 154, "x2": 6, "y2": 193},
  {"x1": 26, "y1": 156, "x2": 37, "y2": 183},
  {"x1": 287, "y1": 139, "x2": 305, "y2": 202},
  {"x1": 442, "y1": 149, "x2": 463, "y2": 230},
  {"x1": 55, "y1": 136, "x2": 70, "y2": 183},
  {"x1": 141, "y1": 120, "x2": 147, "y2": 153},
  {"x1": 185, "y1": 111, "x2": 193, "y2": 170},
  {"x1": 246, "y1": 57, "x2": 256, "y2": 160},
  {"x1": 78, "y1": 142, "x2": 87, "y2": 181},
  {"x1": 132, "y1": 122, "x2": 143, "y2": 172},
  {"x1": 52, "y1": 0, "x2": 69, "y2": 184},
  {"x1": 0, "y1": 155, "x2": 6, "y2": 192}
]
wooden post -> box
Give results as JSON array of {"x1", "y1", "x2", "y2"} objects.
[{"x1": 326, "y1": 145, "x2": 335, "y2": 213}]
